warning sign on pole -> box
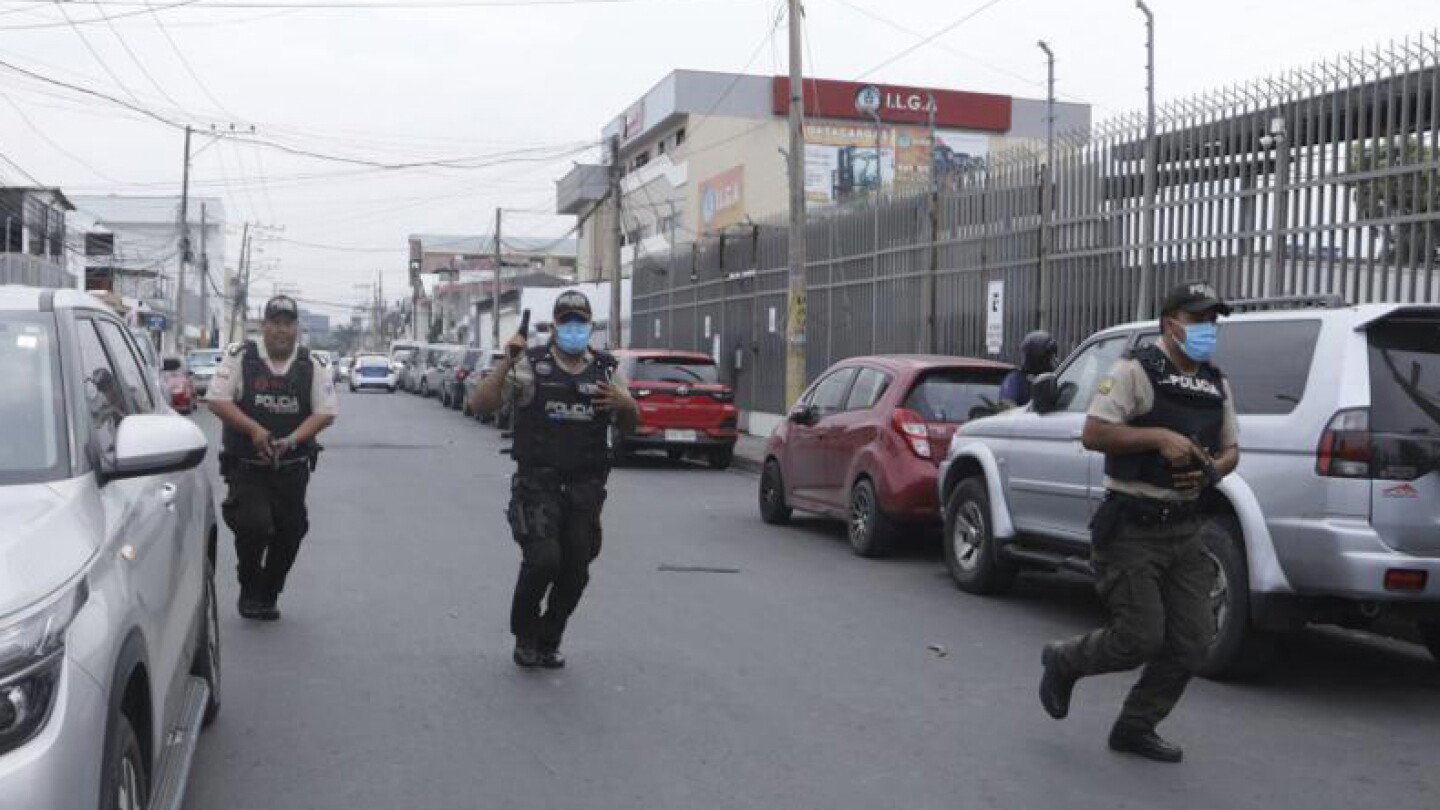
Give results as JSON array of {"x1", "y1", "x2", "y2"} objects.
[{"x1": 985, "y1": 280, "x2": 1004, "y2": 356}]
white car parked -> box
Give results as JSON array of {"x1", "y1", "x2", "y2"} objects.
[{"x1": 0, "y1": 286, "x2": 221, "y2": 809}]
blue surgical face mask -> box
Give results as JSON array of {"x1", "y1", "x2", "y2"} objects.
[
  {"x1": 555, "y1": 321, "x2": 593, "y2": 355},
  {"x1": 1178, "y1": 322, "x2": 1219, "y2": 362}
]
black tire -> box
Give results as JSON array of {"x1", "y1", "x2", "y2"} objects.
[
  {"x1": 1419, "y1": 622, "x2": 1440, "y2": 666},
  {"x1": 190, "y1": 554, "x2": 221, "y2": 727},
  {"x1": 848, "y1": 478, "x2": 897, "y2": 558},
  {"x1": 101, "y1": 711, "x2": 148, "y2": 810},
  {"x1": 708, "y1": 447, "x2": 734, "y2": 471},
  {"x1": 1197, "y1": 515, "x2": 1276, "y2": 679},
  {"x1": 942, "y1": 478, "x2": 1018, "y2": 594},
  {"x1": 759, "y1": 459, "x2": 792, "y2": 525}
]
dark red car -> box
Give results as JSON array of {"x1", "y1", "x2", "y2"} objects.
[
  {"x1": 161, "y1": 357, "x2": 197, "y2": 414},
  {"x1": 759, "y1": 355, "x2": 1011, "y2": 556},
  {"x1": 613, "y1": 350, "x2": 739, "y2": 469}
]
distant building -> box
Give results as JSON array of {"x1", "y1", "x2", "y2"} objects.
[
  {"x1": 71, "y1": 194, "x2": 226, "y2": 351},
  {"x1": 557, "y1": 70, "x2": 1091, "y2": 281},
  {"x1": 0, "y1": 187, "x2": 74, "y2": 290},
  {"x1": 299, "y1": 309, "x2": 331, "y2": 337}
]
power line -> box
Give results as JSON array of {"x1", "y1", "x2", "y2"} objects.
[
  {"x1": 52, "y1": 0, "x2": 147, "y2": 106},
  {"x1": 140, "y1": 0, "x2": 241, "y2": 117},
  {"x1": 0, "y1": 92, "x2": 132, "y2": 183},
  {"x1": 855, "y1": 0, "x2": 1009, "y2": 80}
]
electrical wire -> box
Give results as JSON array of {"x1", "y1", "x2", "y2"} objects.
[
  {"x1": 855, "y1": 0, "x2": 1009, "y2": 80},
  {"x1": 140, "y1": 0, "x2": 241, "y2": 117},
  {"x1": 51, "y1": 0, "x2": 147, "y2": 106}
]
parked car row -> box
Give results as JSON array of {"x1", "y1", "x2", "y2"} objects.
[
  {"x1": 399, "y1": 344, "x2": 742, "y2": 469},
  {"x1": 759, "y1": 299, "x2": 1440, "y2": 678}
]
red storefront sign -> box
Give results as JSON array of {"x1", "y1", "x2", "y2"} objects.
[{"x1": 772, "y1": 77, "x2": 1011, "y2": 132}]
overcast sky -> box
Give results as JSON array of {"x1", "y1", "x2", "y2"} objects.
[{"x1": 0, "y1": 0, "x2": 1434, "y2": 317}]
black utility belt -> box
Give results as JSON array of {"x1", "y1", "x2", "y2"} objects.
[
  {"x1": 1106, "y1": 492, "x2": 1199, "y2": 527},
  {"x1": 236, "y1": 455, "x2": 310, "y2": 470}
]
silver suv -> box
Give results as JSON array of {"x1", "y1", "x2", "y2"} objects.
[
  {"x1": 938, "y1": 300, "x2": 1440, "y2": 677},
  {"x1": 0, "y1": 287, "x2": 221, "y2": 809}
]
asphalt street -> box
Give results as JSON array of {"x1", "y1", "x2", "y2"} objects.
[{"x1": 186, "y1": 390, "x2": 1440, "y2": 810}]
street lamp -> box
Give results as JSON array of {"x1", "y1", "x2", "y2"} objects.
[
  {"x1": 1135, "y1": 0, "x2": 1158, "y2": 320},
  {"x1": 1037, "y1": 41, "x2": 1055, "y2": 332}
]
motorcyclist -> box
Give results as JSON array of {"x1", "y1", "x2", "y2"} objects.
[{"x1": 1000, "y1": 330, "x2": 1059, "y2": 408}]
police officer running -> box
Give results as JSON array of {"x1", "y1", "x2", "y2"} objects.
[
  {"x1": 999, "y1": 330, "x2": 1059, "y2": 408},
  {"x1": 469, "y1": 291, "x2": 638, "y2": 669},
  {"x1": 1038, "y1": 281, "x2": 1240, "y2": 763},
  {"x1": 208, "y1": 295, "x2": 338, "y2": 621}
]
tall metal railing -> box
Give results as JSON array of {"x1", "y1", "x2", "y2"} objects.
[{"x1": 639, "y1": 33, "x2": 1440, "y2": 417}]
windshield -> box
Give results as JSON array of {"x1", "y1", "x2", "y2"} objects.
[
  {"x1": 903, "y1": 369, "x2": 1007, "y2": 423},
  {"x1": 630, "y1": 358, "x2": 720, "y2": 385},
  {"x1": 0, "y1": 313, "x2": 68, "y2": 484},
  {"x1": 187, "y1": 350, "x2": 223, "y2": 370}
]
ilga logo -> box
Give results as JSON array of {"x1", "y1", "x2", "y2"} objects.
[
  {"x1": 545, "y1": 401, "x2": 595, "y2": 422},
  {"x1": 254, "y1": 394, "x2": 301, "y2": 414},
  {"x1": 1159, "y1": 374, "x2": 1220, "y2": 397}
]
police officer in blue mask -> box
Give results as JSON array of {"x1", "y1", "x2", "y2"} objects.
[
  {"x1": 1038, "y1": 280, "x2": 1240, "y2": 764},
  {"x1": 470, "y1": 290, "x2": 638, "y2": 669}
]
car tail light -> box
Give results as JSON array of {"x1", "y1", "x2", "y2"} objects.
[
  {"x1": 892, "y1": 408, "x2": 931, "y2": 459},
  {"x1": 1384, "y1": 569, "x2": 1428, "y2": 592},
  {"x1": 1316, "y1": 409, "x2": 1371, "y2": 478}
]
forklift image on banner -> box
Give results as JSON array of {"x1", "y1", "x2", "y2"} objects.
[{"x1": 833, "y1": 146, "x2": 885, "y2": 200}]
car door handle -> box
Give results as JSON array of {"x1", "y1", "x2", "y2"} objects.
[{"x1": 160, "y1": 483, "x2": 178, "y2": 504}]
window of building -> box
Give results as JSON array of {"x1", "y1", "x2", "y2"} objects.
[
  {"x1": 633, "y1": 151, "x2": 650, "y2": 170},
  {"x1": 85, "y1": 234, "x2": 114, "y2": 257},
  {"x1": 675, "y1": 128, "x2": 687, "y2": 146},
  {"x1": 657, "y1": 140, "x2": 667, "y2": 156}
]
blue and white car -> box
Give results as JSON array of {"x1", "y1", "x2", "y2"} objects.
[
  {"x1": 349, "y1": 353, "x2": 398, "y2": 392},
  {"x1": 0, "y1": 286, "x2": 221, "y2": 809}
]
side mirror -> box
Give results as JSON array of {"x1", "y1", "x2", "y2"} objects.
[
  {"x1": 788, "y1": 404, "x2": 816, "y2": 425},
  {"x1": 103, "y1": 414, "x2": 208, "y2": 483},
  {"x1": 1030, "y1": 373, "x2": 1060, "y2": 413},
  {"x1": 161, "y1": 358, "x2": 182, "y2": 372}
]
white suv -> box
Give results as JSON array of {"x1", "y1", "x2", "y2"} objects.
[
  {"x1": 0, "y1": 286, "x2": 221, "y2": 809},
  {"x1": 938, "y1": 300, "x2": 1440, "y2": 677}
]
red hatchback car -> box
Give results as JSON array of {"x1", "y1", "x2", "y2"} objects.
[
  {"x1": 760, "y1": 355, "x2": 1011, "y2": 556},
  {"x1": 613, "y1": 350, "x2": 739, "y2": 469},
  {"x1": 161, "y1": 356, "x2": 197, "y2": 414}
]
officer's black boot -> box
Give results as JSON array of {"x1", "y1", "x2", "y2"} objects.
[
  {"x1": 1108, "y1": 724, "x2": 1184, "y2": 763},
  {"x1": 1040, "y1": 641, "x2": 1079, "y2": 720},
  {"x1": 536, "y1": 643, "x2": 566, "y2": 669},
  {"x1": 237, "y1": 592, "x2": 265, "y2": 620},
  {"x1": 513, "y1": 639, "x2": 540, "y2": 669}
]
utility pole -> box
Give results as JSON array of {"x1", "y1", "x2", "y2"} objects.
[
  {"x1": 228, "y1": 222, "x2": 251, "y2": 345},
  {"x1": 493, "y1": 207, "x2": 503, "y2": 350},
  {"x1": 784, "y1": 0, "x2": 808, "y2": 406},
  {"x1": 922, "y1": 92, "x2": 939, "y2": 354},
  {"x1": 1135, "y1": 1, "x2": 1157, "y2": 320},
  {"x1": 608, "y1": 134, "x2": 624, "y2": 349},
  {"x1": 174, "y1": 124, "x2": 193, "y2": 353},
  {"x1": 1266, "y1": 117, "x2": 1289, "y2": 298},
  {"x1": 198, "y1": 203, "x2": 209, "y2": 347},
  {"x1": 1037, "y1": 41, "x2": 1055, "y2": 332}
]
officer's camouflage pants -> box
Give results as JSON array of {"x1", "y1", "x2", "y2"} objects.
[
  {"x1": 222, "y1": 463, "x2": 311, "y2": 600},
  {"x1": 1054, "y1": 501, "x2": 1218, "y2": 731},
  {"x1": 507, "y1": 469, "x2": 607, "y2": 650}
]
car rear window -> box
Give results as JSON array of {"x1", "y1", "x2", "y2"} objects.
[
  {"x1": 630, "y1": 357, "x2": 719, "y2": 384},
  {"x1": 1137, "y1": 320, "x2": 1321, "y2": 415},
  {"x1": 903, "y1": 369, "x2": 1007, "y2": 423},
  {"x1": 1367, "y1": 316, "x2": 1440, "y2": 438},
  {"x1": 357, "y1": 356, "x2": 389, "y2": 367}
]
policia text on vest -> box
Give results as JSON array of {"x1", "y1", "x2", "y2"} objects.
[
  {"x1": 208, "y1": 295, "x2": 339, "y2": 622},
  {"x1": 1038, "y1": 281, "x2": 1241, "y2": 765},
  {"x1": 470, "y1": 291, "x2": 639, "y2": 670}
]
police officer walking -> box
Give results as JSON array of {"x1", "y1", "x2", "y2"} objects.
[
  {"x1": 208, "y1": 295, "x2": 338, "y2": 621},
  {"x1": 1038, "y1": 281, "x2": 1240, "y2": 763},
  {"x1": 999, "y1": 330, "x2": 1059, "y2": 408},
  {"x1": 470, "y1": 291, "x2": 638, "y2": 669}
]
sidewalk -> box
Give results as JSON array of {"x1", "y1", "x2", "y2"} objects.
[{"x1": 732, "y1": 432, "x2": 768, "y2": 475}]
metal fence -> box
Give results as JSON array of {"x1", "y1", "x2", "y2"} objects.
[
  {"x1": 635, "y1": 34, "x2": 1440, "y2": 417},
  {"x1": 0, "y1": 253, "x2": 73, "y2": 290}
]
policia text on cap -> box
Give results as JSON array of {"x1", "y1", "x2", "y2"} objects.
[
  {"x1": 1038, "y1": 281, "x2": 1241, "y2": 764},
  {"x1": 469, "y1": 291, "x2": 639, "y2": 670},
  {"x1": 208, "y1": 295, "x2": 338, "y2": 621}
]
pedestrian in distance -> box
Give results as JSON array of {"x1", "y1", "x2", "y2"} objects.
[
  {"x1": 999, "y1": 330, "x2": 1059, "y2": 409},
  {"x1": 1038, "y1": 281, "x2": 1241, "y2": 763},
  {"x1": 208, "y1": 295, "x2": 338, "y2": 621},
  {"x1": 470, "y1": 290, "x2": 639, "y2": 669}
]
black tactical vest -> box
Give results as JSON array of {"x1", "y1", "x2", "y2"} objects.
[
  {"x1": 512, "y1": 345, "x2": 616, "y2": 475},
  {"x1": 1104, "y1": 344, "x2": 1227, "y2": 491},
  {"x1": 221, "y1": 342, "x2": 315, "y2": 462}
]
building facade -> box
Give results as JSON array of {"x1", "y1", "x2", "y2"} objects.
[
  {"x1": 0, "y1": 187, "x2": 74, "y2": 290},
  {"x1": 558, "y1": 71, "x2": 1091, "y2": 282},
  {"x1": 71, "y1": 195, "x2": 227, "y2": 351}
]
